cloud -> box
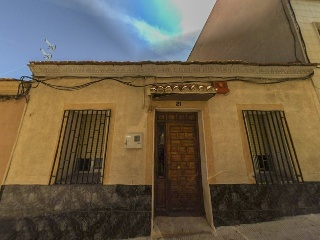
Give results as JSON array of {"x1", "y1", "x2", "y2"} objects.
[
  {"x1": 125, "y1": 16, "x2": 173, "y2": 45},
  {"x1": 171, "y1": 0, "x2": 216, "y2": 33},
  {"x1": 42, "y1": 0, "x2": 130, "y2": 50},
  {"x1": 0, "y1": 36, "x2": 22, "y2": 47},
  {"x1": 0, "y1": 65, "x2": 27, "y2": 77},
  {"x1": 152, "y1": 31, "x2": 201, "y2": 60},
  {"x1": 45, "y1": 0, "x2": 180, "y2": 51},
  {"x1": 46, "y1": 0, "x2": 176, "y2": 42},
  {"x1": 86, "y1": 0, "x2": 182, "y2": 46},
  {"x1": 42, "y1": 0, "x2": 215, "y2": 60}
]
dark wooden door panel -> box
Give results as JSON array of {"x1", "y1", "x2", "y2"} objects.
[
  {"x1": 167, "y1": 122, "x2": 199, "y2": 211},
  {"x1": 154, "y1": 112, "x2": 204, "y2": 216}
]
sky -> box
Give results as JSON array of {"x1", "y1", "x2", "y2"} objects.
[{"x1": 0, "y1": 0, "x2": 216, "y2": 79}]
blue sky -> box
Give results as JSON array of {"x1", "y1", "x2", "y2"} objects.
[{"x1": 0, "y1": 0, "x2": 216, "y2": 78}]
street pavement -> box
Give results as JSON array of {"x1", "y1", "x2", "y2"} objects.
[{"x1": 131, "y1": 214, "x2": 320, "y2": 240}]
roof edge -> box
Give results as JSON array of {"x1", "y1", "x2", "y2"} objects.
[
  {"x1": 29, "y1": 61, "x2": 316, "y2": 79},
  {"x1": 28, "y1": 60, "x2": 317, "y2": 67}
]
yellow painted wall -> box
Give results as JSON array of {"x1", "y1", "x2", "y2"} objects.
[
  {"x1": 6, "y1": 78, "x2": 148, "y2": 185},
  {"x1": 208, "y1": 80, "x2": 320, "y2": 183},
  {"x1": 0, "y1": 98, "x2": 25, "y2": 185},
  {"x1": 5, "y1": 75, "x2": 320, "y2": 185}
]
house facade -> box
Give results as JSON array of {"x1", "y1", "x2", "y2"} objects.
[
  {"x1": 0, "y1": 79, "x2": 28, "y2": 186},
  {"x1": 1, "y1": 0, "x2": 320, "y2": 239},
  {"x1": 0, "y1": 61, "x2": 319, "y2": 239}
]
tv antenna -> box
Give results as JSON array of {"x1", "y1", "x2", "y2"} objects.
[
  {"x1": 45, "y1": 38, "x2": 56, "y2": 51},
  {"x1": 40, "y1": 48, "x2": 52, "y2": 60},
  {"x1": 40, "y1": 38, "x2": 56, "y2": 60}
]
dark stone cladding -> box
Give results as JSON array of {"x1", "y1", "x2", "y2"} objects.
[
  {"x1": 210, "y1": 182, "x2": 320, "y2": 227},
  {"x1": 0, "y1": 184, "x2": 152, "y2": 239}
]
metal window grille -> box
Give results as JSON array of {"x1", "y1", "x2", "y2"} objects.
[
  {"x1": 242, "y1": 110, "x2": 303, "y2": 185},
  {"x1": 50, "y1": 110, "x2": 111, "y2": 184}
]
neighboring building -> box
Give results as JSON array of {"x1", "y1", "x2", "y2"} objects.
[
  {"x1": 187, "y1": 0, "x2": 320, "y2": 227},
  {"x1": 0, "y1": 79, "x2": 29, "y2": 186},
  {"x1": 1, "y1": 0, "x2": 320, "y2": 239},
  {"x1": 290, "y1": 0, "x2": 320, "y2": 99},
  {"x1": 188, "y1": 0, "x2": 308, "y2": 63}
]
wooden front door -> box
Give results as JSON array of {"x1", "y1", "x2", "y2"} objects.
[{"x1": 154, "y1": 112, "x2": 204, "y2": 216}]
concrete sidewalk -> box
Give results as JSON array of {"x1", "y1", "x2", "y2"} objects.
[
  {"x1": 213, "y1": 213, "x2": 320, "y2": 240},
  {"x1": 132, "y1": 214, "x2": 320, "y2": 240}
]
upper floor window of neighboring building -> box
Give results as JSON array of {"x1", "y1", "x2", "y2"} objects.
[
  {"x1": 50, "y1": 109, "x2": 111, "y2": 184},
  {"x1": 242, "y1": 110, "x2": 303, "y2": 185}
]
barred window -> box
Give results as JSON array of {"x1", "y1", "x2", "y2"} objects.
[
  {"x1": 242, "y1": 110, "x2": 303, "y2": 184},
  {"x1": 50, "y1": 110, "x2": 111, "y2": 184}
]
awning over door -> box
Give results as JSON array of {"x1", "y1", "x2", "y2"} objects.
[{"x1": 150, "y1": 84, "x2": 217, "y2": 101}]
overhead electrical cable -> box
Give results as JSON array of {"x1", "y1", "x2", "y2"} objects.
[{"x1": 20, "y1": 72, "x2": 314, "y2": 92}]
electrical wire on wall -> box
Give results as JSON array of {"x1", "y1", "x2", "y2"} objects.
[
  {"x1": 16, "y1": 77, "x2": 31, "y2": 101},
  {"x1": 0, "y1": 78, "x2": 31, "y2": 102},
  {"x1": 287, "y1": 0, "x2": 311, "y2": 63},
  {"x1": 20, "y1": 72, "x2": 314, "y2": 92},
  {"x1": 280, "y1": 0, "x2": 302, "y2": 63}
]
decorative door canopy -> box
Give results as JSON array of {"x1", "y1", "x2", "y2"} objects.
[{"x1": 149, "y1": 84, "x2": 217, "y2": 101}]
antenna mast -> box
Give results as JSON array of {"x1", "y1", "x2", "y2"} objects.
[{"x1": 40, "y1": 38, "x2": 56, "y2": 60}]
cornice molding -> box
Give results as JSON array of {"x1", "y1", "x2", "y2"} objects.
[
  {"x1": 0, "y1": 81, "x2": 20, "y2": 95},
  {"x1": 29, "y1": 62, "x2": 315, "y2": 79}
]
